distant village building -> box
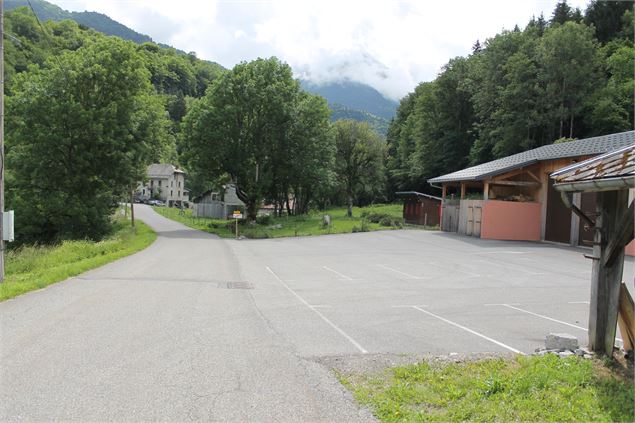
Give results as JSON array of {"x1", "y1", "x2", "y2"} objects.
[
  {"x1": 428, "y1": 130, "x2": 635, "y2": 253},
  {"x1": 192, "y1": 184, "x2": 245, "y2": 218},
  {"x1": 136, "y1": 164, "x2": 189, "y2": 207}
]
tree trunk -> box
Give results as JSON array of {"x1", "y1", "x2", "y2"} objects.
[
  {"x1": 130, "y1": 190, "x2": 135, "y2": 228},
  {"x1": 246, "y1": 200, "x2": 257, "y2": 222},
  {"x1": 347, "y1": 193, "x2": 353, "y2": 218},
  {"x1": 569, "y1": 113, "x2": 574, "y2": 139}
]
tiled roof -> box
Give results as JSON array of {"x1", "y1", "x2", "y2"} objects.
[
  {"x1": 551, "y1": 143, "x2": 635, "y2": 184},
  {"x1": 428, "y1": 131, "x2": 635, "y2": 184},
  {"x1": 147, "y1": 163, "x2": 185, "y2": 177}
]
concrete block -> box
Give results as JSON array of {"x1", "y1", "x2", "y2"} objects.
[{"x1": 545, "y1": 333, "x2": 579, "y2": 351}]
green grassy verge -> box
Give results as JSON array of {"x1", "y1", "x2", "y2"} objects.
[
  {"x1": 0, "y1": 214, "x2": 156, "y2": 301},
  {"x1": 153, "y1": 203, "x2": 435, "y2": 239},
  {"x1": 339, "y1": 355, "x2": 634, "y2": 422}
]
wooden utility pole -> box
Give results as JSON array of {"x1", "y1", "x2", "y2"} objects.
[
  {"x1": 0, "y1": 0, "x2": 6, "y2": 283},
  {"x1": 588, "y1": 190, "x2": 629, "y2": 355}
]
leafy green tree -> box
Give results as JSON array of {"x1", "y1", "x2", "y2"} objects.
[
  {"x1": 332, "y1": 120, "x2": 386, "y2": 217},
  {"x1": 538, "y1": 21, "x2": 602, "y2": 139},
  {"x1": 584, "y1": 0, "x2": 633, "y2": 44},
  {"x1": 183, "y1": 57, "x2": 331, "y2": 220},
  {"x1": 7, "y1": 37, "x2": 172, "y2": 243}
]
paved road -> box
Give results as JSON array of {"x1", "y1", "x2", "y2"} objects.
[
  {"x1": 2, "y1": 205, "x2": 633, "y2": 421},
  {"x1": 0, "y1": 206, "x2": 374, "y2": 422}
]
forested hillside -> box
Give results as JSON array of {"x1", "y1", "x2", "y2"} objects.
[
  {"x1": 4, "y1": 6, "x2": 225, "y2": 243},
  {"x1": 386, "y1": 0, "x2": 634, "y2": 195},
  {"x1": 6, "y1": 0, "x2": 153, "y2": 43}
]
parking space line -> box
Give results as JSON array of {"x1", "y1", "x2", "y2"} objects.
[
  {"x1": 378, "y1": 264, "x2": 425, "y2": 279},
  {"x1": 568, "y1": 301, "x2": 590, "y2": 304},
  {"x1": 409, "y1": 306, "x2": 522, "y2": 354},
  {"x1": 501, "y1": 303, "x2": 624, "y2": 343},
  {"x1": 265, "y1": 266, "x2": 368, "y2": 354},
  {"x1": 500, "y1": 303, "x2": 587, "y2": 330},
  {"x1": 475, "y1": 259, "x2": 546, "y2": 276},
  {"x1": 322, "y1": 266, "x2": 353, "y2": 281}
]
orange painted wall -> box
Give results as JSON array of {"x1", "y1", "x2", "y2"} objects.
[{"x1": 481, "y1": 200, "x2": 542, "y2": 241}]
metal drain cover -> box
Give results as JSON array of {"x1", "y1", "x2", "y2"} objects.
[{"x1": 225, "y1": 281, "x2": 254, "y2": 289}]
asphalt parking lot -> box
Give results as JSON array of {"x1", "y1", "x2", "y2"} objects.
[{"x1": 232, "y1": 229, "x2": 634, "y2": 356}]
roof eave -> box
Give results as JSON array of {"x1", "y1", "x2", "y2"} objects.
[{"x1": 553, "y1": 176, "x2": 635, "y2": 193}]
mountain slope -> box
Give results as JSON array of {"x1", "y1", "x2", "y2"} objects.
[
  {"x1": 329, "y1": 103, "x2": 390, "y2": 136},
  {"x1": 300, "y1": 80, "x2": 398, "y2": 120},
  {"x1": 6, "y1": 0, "x2": 152, "y2": 43}
]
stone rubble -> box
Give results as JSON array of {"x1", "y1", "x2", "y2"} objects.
[{"x1": 533, "y1": 333, "x2": 596, "y2": 359}]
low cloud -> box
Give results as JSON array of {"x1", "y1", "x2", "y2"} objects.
[{"x1": 52, "y1": 0, "x2": 590, "y2": 101}]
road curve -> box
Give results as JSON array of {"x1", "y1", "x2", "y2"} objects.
[{"x1": 0, "y1": 205, "x2": 373, "y2": 422}]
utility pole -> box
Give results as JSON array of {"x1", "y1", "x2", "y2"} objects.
[{"x1": 0, "y1": 0, "x2": 6, "y2": 283}]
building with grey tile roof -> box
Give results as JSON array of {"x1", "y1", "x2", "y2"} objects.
[{"x1": 429, "y1": 131, "x2": 635, "y2": 184}]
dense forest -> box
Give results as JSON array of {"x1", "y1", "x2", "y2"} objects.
[{"x1": 386, "y1": 0, "x2": 634, "y2": 196}]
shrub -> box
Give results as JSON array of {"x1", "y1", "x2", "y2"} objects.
[{"x1": 256, "y1": 214, "x2": 273, "y2": 225}]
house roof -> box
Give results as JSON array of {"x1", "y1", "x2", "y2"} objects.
[
  {"x1": 551, "y1": 143, "x2": 635, "y2": 192},
  {"x1": 428, "y1": 131, "x2": 635, "y2": 184},
  {"x1": 395, "y1": 191, "x2": 442, "y2": 201},
  {"x1": 147, "y1": 163, "x2": 186, "y2": 178}
]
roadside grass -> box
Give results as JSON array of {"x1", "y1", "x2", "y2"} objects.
[
  {"x1": 0, "y1": 213, "x2": 156, "y2": 301},
  {"x1": 339, "y1": 354, "x2": 634, "y2": 422},
  {"x1": 153, "y1": 203, "x2": 434, "y2": 239}
]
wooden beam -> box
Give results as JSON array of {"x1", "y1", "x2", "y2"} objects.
[
  {"x1": 442, "y1": 184, "x2": 447, "y2": 200},
  {"x1": 483, "y1": 182, "x2": 489, "y2": 201},
  {"x1": 588, "y1": 190, "x2": 628, "y2": 356},
  {"x1": 460, "y1": 183, "x2": 466, "y2": 199},
  {"x1": 489, "y1": 180, "x2": 541, "y2": 187},
  {"x1": 602, "y1": 200, "x2": 634, "y2": 267},
  {"x1": 527, "y1": 170, "x2": 541, "y2": 183}
]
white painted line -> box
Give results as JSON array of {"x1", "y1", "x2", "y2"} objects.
[
  {"x1": 568, "y1": 301, "x2": 590, "y2": 305},
  {"x1": 501, "y1": 304, "x2": 587, "y2": 330},
  {"x1": 392, "y1": 305, "x2": 427, "y2": 308},
  {"x1": 311, "y1": 304, "x2": 333, "y2": 309},
  {"x1": 501, "y1": 303, "x2": 623, "y2": 343},
  {"x1": 378, "y1": 264, "x2": 424, "y2": 279},
  {"x1": 475, "y1": 259, "x2": 546, "y2": 275},
  {"x1": 266, "y1": 266, "x2": 368, "y2": 354},
  {"x1": 409, "y1": 306, "x2": 522, "y2": 354},
  {"x1": 471, "y1": 251, "x2": 528, "y2": 255},
  {"x1": 322, "y1": 266, "x2": 353, "y2": 281},
  {"x1": 484, "y1": 303, "x2": 521, "y2": 306}
]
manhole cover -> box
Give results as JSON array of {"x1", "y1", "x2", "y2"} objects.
[{"x1": 225, "y1": 281, "x2": 254, "y2": 289}]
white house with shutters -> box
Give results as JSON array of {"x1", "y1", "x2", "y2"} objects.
[{"x1": 136, "y1": 164, "x2": 190, "y2": 207}]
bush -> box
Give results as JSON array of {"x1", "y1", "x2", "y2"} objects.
[{"x1": 256, "y1": 214, "x2": 273, "y2": 225}]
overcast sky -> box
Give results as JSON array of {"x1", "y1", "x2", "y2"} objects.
[{"x1": 50, "y1": 0, "x2": 590, "y2": 100}]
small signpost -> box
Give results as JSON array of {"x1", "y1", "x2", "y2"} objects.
[{"x1": 232, "y1": 210, "x2": 243, "y2": 238}]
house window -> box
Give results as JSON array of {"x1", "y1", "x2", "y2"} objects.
[
  {"x1": 178, "y1": 190, "x2": 180, "y2": 197},
  {"x1": 171, "y1": 181, "x2": 173, "y2": 187},
  {"x1": 171, "y1": 190, "x2": 173, "y2": 196},
  {"x1": 179, "y1": 181, "x2": 181, "y2": 188},
  {"x1": 150, "y1": 180, "x2": 154, "y2": 188},
  {"x1": 159, "y1": 180, "x2": 162, "y2": 187}
]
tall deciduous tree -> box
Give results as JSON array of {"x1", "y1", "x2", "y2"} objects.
[
  {"x1": 7, "y1": 37, "x2": 172, "y2": 243},
  {"x1": 182, "y1": 57, "x2": 332, "y2": 220},
  {"x1": 538, "y1": 21, "x2": 602, "y2": 139},
  {"x1": 332, "y1": 120, "x2": 386, "y2": 217}
]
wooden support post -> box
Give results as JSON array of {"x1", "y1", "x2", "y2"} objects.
[
  {"x1": 460, "y1": 183, "x2": 466, "y2": 200},
  {"x1": 441, "y1": 185, "x2": 447, "y2": 200},
  {"x1": 588, "y1": 190, "x2": 628, "y2": 355},
  {"x1": 483, "y1": 182, "x2": 489, "y2": 201}
]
